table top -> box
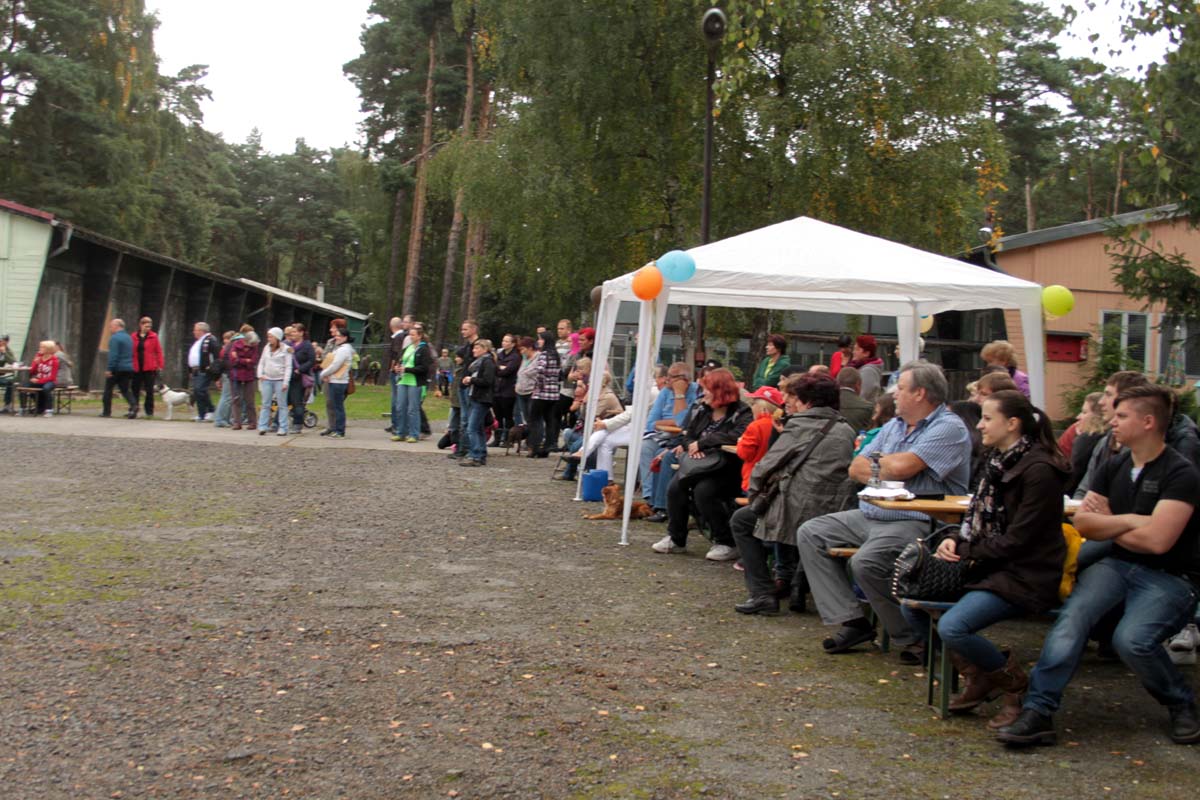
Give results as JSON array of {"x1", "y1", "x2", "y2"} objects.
[
  {"x1": 655, "y1": 423, "x2": 682, "y2": 434},
  {"x1": 864, "y1": 494, "x2": 1076, "y2": 521}
]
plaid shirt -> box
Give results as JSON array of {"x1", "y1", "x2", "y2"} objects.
[{"x1": 531, "y1": 350, "x2": 562, "y2": 401}]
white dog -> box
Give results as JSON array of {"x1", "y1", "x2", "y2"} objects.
[{"x1": 156, "y1": 384, "x2": 192, "y2": 420}]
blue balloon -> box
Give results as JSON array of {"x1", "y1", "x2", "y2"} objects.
[{"x1": 657, "y1": 249, "x2": 696, "y2": 282}]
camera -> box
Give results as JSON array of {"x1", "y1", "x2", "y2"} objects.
[{"x1": 702, "y1": 8, "x2": 726, "y2": 41}]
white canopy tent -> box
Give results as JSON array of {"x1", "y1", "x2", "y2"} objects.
[{"x1": 575, "y1": 216, "x2": 1047, "y2": 544}]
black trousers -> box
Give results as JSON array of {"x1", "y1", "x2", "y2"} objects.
[
  {"x1": 288, "y1": 378, "x2": 308, "y2": 426},
  {"x1": 731, "y1": 505, "x2": 801, "y2": 597},
  {"x1": 131, "y1": 370, "x2": 156, "y2": 414},
  {"x1": 102, "y1": 371, "x2": 135, "y2": 415},
  {"x1": 666, "y1": 459, "x2": 742, "y2": 548},
  {"x1": 493, "y1": 395, "x2": 516, "y2": 437},
  {"x1": 529, "y1": 398, "x2": 560, "y2": 455}
]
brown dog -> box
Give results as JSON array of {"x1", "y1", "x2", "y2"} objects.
[{"x1": 584, "y1": 483, "x2": 653, "y2": 520}]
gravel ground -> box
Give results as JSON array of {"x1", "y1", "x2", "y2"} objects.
[{"x1": 0, "y1": 430, "x2": 1197, "y2": 799}]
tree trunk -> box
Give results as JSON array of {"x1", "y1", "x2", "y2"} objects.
[
  {"x1": 677, "y1": 305, "x2": 696, "y2": 369},
  {"x1": 459, "y1": 84, "x2": 492, "y2": 323},
  {"x1": 435, "y1": 33, "x2": 475, "y2": 350},
  {"x1": 748, "y1": 310, "x2": 770, "y2": 367},
  {"x1": 1112, "y1": 149, "x2": 1124, "y2": 215},
  {"x1": 401, "y1": 32, "x2": 437, "y2": 317},
  {"x1": 466, "y1": 221, "x2": 488, "y2": 320},
  {"x1": 385, "y1": 187, "x2": 406, "y2": 318},
  {"x1": 1024, "y1": 175, "x2": 1035, "y2": 233}
]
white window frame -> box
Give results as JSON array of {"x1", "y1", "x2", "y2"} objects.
[{"x1": 1100, "y1": 309, "x2": 1151, "y2": 371}]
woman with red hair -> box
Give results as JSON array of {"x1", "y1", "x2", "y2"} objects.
[
  {"x1": 848, "y1": 334, "x2": 885, "y2": 403},
  {"x1": 652, "y1": 368, "x2": 753, "y2": 561}
]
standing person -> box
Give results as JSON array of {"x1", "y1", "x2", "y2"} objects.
[
  {"x1": 751, "y1": 334, "x2": 791, "y2": 390},
  {"x1": 528, "y1": 331, "x2": 562, "y2": 458},
  {"x1": 461, "y1": 338, "x2": 497, "y2": 466},
  {"x1": 387, "y1": 317, "x2": 408, "y2": 436},
  {"x1": 130, "y1": 316, "x2": 164, "y2": 417},
  {"x1": 212, "y1": 331, "x2": 236, "y2": 427},
  {"x1": 228, "y1": 324, "x2": 259, "y2": 431},
  {"x1": 558, "y1": 327, "x2": 595, "y2": 440},
  {"x1": 448, "y1": 320, "x2": 479, "y2": 459},
  {"x1": 555, "y1": 319, "x2": 576, "y2": 434},
  {"x1": 998, "y1": 384, "x2": 1200, "y2": 747},
  {"x1": 319, "y1": 318, "x2": 348, "y2": 435},
  {"x1": 27, "y1": 340, "x2": 59, "y2": 416},
  {"x1": 287, "y1": 323, "x2": 315, "y2": 434},
  {"x1": 492, "y1": 334, "x2": 521, "y2": 447},
  {"x1": 0, "y1": 335, "x2": 16, "y2": 413},
  {"x1": 436, "y1": 348, "x2": 453, "y2": 396},
  {"x1": 848, "y1": 335, "x2": 885, "y2": 403},
  {"x1": 901, "y1": 390, "x2": 1069, "y2": 729},
  {"x1": 102, "y1": 318, "x2": 136, "y2": 419},
  {"x1": 514, "y1": 336, "x2": 538, "y2": 428},
  {"x1": 319, "y1": 326, "x2": 354, "y2": 438},
  {"x1": 393, "y1": 322, "x2": 433, "y2": 443},
  {"x1": 187, "y1": 322, "x2": 222, "y2": 421},
  {"x1": 53, "y1": 342, "x2": 74, "y2": 387},
  {"x1": 829, "y1": 334, "x2": 854, "y2": 378},
  {"x1": 256, "y1": 327, "x2": 293, "y2": 436}
]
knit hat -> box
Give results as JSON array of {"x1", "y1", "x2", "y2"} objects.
[{"x1": 268, "y1": 327, "x2": 284, "y2": 342}]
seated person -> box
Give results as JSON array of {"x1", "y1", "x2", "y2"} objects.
[
  {"x1": 26, "y1": 340, "x2": 60, "y2": 416},
  {"x1": 973, "y1": 371, "x2": 1018, "y2": 403},
  {"x1": 795, "y1": 360, "x2": 972, "y2": 664},
  {"x1": 561, "y1": 370, "x2": 622, "y2": 480},
  {"x1": 736, "y1": 386, "x2": 785, "y2": 492},
  {"x1": 902, "y1": 391, "x2": 1067, "y2": 729},
  {"x1": 853, "y1": 392, "x2": 896, "y2": 456},
  {"x1": 572, "y1": 366, "x2": 664, "y2": 477},
  {"x1": 997, "y1": 384, "x2": 1200, "y2": 748},
  {"x1": 651, "y1": 368, "x2": 752, "y2": 561},
  {"x1": 0, "y1": 334, "x2": 16, "y2": 413},
  {"x1": 733, "y1": 374, "x2": 857, "y2": 615},
  {"x1": 641, "y1": 363, "x2": 700, "y2": 518}
]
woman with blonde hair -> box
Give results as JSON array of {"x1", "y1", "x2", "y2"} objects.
[
  {"x1": 980, "y1": 340, "x2": 1030, "y2": 398},
  {"x1": 27, "y1": 340, "x2": 60, "y2": 416}
]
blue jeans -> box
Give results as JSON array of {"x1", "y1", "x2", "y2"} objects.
[
  {"x1": 902, "y1": 589, "x2": 1023, "y2": 671},
  {"x1": 1024, "y1": 557, "x2": 1197, "y2": 715},
  {"x1": 396, "y1": 382, "x2": 422, "y2": 439},
  {"x1": 327, "y1": 382, "x2": 348, "y2": 434},
  {"x1": 639, "y1": 436, "x2": 663, "y2": 501},
  {"x1": 466, "y1": 401, "x2": 490, "y2": 462},
  {"x1": 257, "y1": 379, "x2": 288, "y2": 433},
  {"x1": 515, "y1": 394, "x2": 529, "y2": 426},
  {"x1": 390, "y1": 374, "x2": 403, "y2": 432},
  {"x1": 191, "y1": 372, "x2": 213, "y2": 417},
  {"x1": 651, "y1": 447, "x2": 681, "y2": 511},
  {"x1": 214, "y1": 378, "x2": 232, "y2": 426}
]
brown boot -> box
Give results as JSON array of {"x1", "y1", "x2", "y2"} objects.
[
  {"x1": 985, "y1": 651, "x2": 1028, "y2": 729},
  {"x1": 947, "y1": 652, "x2": 1001, "y2": 713}
]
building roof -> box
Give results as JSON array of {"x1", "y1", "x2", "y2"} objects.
[
  {"x1": 239, "y1": 278, "x2": 367, "y2": 321},
  {"x1": 988, "y1": 205, "x2": 1184, "y2": 253},
  {"x1": 0, "y1": 198, "x2": 55, "y2": 223}
]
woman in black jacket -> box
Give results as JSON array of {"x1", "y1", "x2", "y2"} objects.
[
  {"x1": 492, "y1": 333, "x2": 521, "y2": 447},
  {"x1": 461, "y1": 338, "x2": 497, "y2": 466},
  {"x1": 651, "y1": 368, "x2": 753, "y2": 562},
  {"x1": 902, "y1": 390, "x2": 1068, "y2": 730}
]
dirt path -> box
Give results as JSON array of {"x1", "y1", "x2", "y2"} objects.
[{"x1": 0, "y1": 432, "x2": 1194, "y2": 799}]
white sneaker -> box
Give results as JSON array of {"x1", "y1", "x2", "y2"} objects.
[
  {"x1": 276, "y1": 430, "x2": 287, "y2": 436},
  {"x1": 192, "y1": 415, "x2": 203, "y2": 422},
  {"x1": 1169, "y1": 644, "x2": 1197, "y2": 666},
  {"x1": 42, "y1": 410, "x2": 53, "y2": 418},
  {"x1": 705, "y1": 544, "x2": 738, "y2": 561},
  {"x1": 1169, "y1": 623, "x2": 1200, "y2": 651},
  {"x1": 201, "y1": 413, "x2": 213, "y2": 422},
  {"x1": 651, "y1": 535, "x2": 685, "y2": 554}
]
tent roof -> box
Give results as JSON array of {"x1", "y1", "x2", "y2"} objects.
[{"x1": 603, "y1": 216, "x2": 1043, "y2": 316}]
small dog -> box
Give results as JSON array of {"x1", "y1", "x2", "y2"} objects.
[
  {"x1": 506, "y1": 423, "x2": 529, "y2": 456},
  {"x1": 584, "y1": 483, "x2": 653, "y2": 520},
  {"x1": 156, "y1": 384, "x2": 193, "y2": 420}
]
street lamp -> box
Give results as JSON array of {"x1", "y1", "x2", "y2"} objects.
[{"x1": 697, "y1": 7, "x2": 725, "y2": 357}]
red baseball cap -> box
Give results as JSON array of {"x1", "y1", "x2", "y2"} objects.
[{"x1": 748, "y1": 385, "x2": 783, "y2": 406}]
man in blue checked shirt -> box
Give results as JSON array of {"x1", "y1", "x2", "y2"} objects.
[{"x1": 795, "y1": 361, "x2": 973, "y2": 664}]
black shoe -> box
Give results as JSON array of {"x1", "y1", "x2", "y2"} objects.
[
  {"x1": 1170, "y1": 703, "x2": 1200, "y2": 744},
  {"x1": 996, "y1": 708, "x2": 1056, "y2": 746},
  {"x1": 384, "y1": 426, "x2": 394, "y2": 434},
  {"x1": 447, "y1": 451, "x2": 464, "y2": 459},
  {"x1": 645, "y1": 511, "x2": 668, "y2": 523},
  {"x1": 459, "y1": 458, "x2": 483, "y2": 467},
  {"x1": 1096, "y1": 639, "x2": 1119, "y2": 661},
  {"x1": 788, "y1": 585, "x2": 807, "y2": 614},
  {"x1": 822, "y1": 622, "x2": 876, "y2": 653},
  {"x1": 898, "y1": 643, "x2": 926, "y2": 666},
  {"x1": 319, "y1": 429, "x2": 333, "y2": 436},
  {"x1": 735, "y1": 596, "x2": 780, "y2": 615}
]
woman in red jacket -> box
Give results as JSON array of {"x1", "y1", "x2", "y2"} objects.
[
  {"x1": 27, "y1": 340, "x2": 60, "y2": 416},
  {"x1": 131, "y1": 316, "x2": 165, "y2": 417}
]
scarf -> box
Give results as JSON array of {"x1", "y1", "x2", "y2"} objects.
[
  {"x1": 849, "y1": 356, "x2": 883, "y2": 369},
  {"x1": 960, "y1": 435, "x2": 1033, "y2": 542}
]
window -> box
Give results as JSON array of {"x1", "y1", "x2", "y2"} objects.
[
  {"x1": 1160, "y1": 316, "x2": 1200, "y2": 377},
  {"x1": 1102, "y1": 310, "x2": 1150, "y2": 370}
]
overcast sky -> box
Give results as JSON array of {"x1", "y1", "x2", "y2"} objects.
[{"x1": 148, "y1": 1, "x2": 1169, "y2": 156}]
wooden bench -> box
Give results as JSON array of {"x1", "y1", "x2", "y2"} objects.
[
  {"x1": 897, "y1": 599, "x2": 959, "y2": 717},
  {"x1": 54, "y1": 385, "x2": 80, "y2": 414}
]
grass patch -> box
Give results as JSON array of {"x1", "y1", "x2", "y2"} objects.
[{"x1": 341, "y1": 383, "x2": 450, "y2": 422}]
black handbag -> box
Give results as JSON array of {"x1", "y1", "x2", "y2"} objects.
[
  {"x1": 676, "y1": 450, "x2": 727, "y2": 481},
  {"x1": 891, "y1": 533, "x2": 973, "y2": 602}
]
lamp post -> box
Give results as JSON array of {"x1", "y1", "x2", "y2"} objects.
[{"x1": 696, "y1": 7, "x2": 725, "y2": 358}]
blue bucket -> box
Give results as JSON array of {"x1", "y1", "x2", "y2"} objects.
[{"x1": 581, "y1": 469, "x2": 609, "y2": 502}]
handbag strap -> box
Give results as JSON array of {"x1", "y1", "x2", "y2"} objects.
[{"x1": 760, "y1": 417, "x2": 839, "y2": 497}]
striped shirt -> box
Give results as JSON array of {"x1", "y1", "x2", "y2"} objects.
[{"x1": 858, "y1": 404, "x2": 972, "y2": 522}]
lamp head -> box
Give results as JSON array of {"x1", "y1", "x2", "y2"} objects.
[{"x1": 702, "y1": 8, "x2": 727, "y2": 42}]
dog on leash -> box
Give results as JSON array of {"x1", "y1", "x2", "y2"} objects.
[
  {"x1": 583, "y1": 483, "x2": 654, "y2": 520},
  {"x1": 156, "y1": 384, "x2": 193, "y2": 420},
  {"x1": 505, "y1": 423, "x2": 529, "y2": 455}
]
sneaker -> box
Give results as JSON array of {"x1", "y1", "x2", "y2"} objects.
[
  {"x1": 276, "y1": 430, "x2": 287, "y2": 436},
  {"x1": 43, "y1": 410, "x2": 53, "y2": 417},
  {"x1": 201, "y1": 414, "x2": 213, "y2": 422},
  {"x1": 391, "y1": 434, "x2": 403, "y2": 442},
  {"x1": 328, "y1": 432, "x2": 344, "y2": 439},
  {"x1": 319, "y1": 429, "x2": 333, "y2": 436},
  {"x1": 459, "y1": 458, "x2": 483, "y2": 467},
  {"x1": 192, "y1": 415, "x2": 203, "y2": 422},
  {"x1": 651, "y1": 535, "x2": 685, "y2": 554},
  {"x1": 1169, "y1": 623, "x2": 1200, "y2": 651},
  {"x1": 289, "y1": 429, "x2": 302, "y2": 435},
  {"x1": 405, "y1": 436, "x2": 418, "y2": 443},
  {"x1": 705, "y1": 544, "x2": 738, "y2": 562},
  {"x1": 1169, "y1": 645, "x2": 1197, "y2": 666}
]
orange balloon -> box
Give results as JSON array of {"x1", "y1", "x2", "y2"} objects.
[{"x1": 632, "y1": 265, "x2": 664, "y2": 301}]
